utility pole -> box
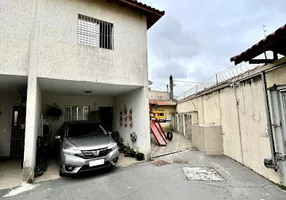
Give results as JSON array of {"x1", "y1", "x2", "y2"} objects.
[
  {"x1": 169, "y1": 75, "x2": 174, "y2": 100},
  {"x1": 166, "y1": 84, "x2": 169, "y2": 92}
]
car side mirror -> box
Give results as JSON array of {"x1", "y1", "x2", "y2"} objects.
[{"x1": 54, "y1": 135, "x2": 61, "y2": 140}]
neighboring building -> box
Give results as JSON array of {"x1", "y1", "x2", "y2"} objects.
[
  {"x1": 0, "y1": 0, "x2": 164, "y2": 183},
  {"x1": 175, "y1": 25, "x2": 286, "y2": 186},
  {"x1": 149, "y1": 88, "x2": 176, "y2": 127}
]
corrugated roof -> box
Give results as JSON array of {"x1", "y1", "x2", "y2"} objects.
[
  {"x1": 149, "y1": 100, "x2": 177, "y2": 106},
  {"x1": 115, "y1": 0, "x2": 165, "y2": 29},
  {"x1": 230, "y1": 24, "x2": 286, "y2": 65}
]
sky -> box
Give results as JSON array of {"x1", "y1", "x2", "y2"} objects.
[{"x1": 143, "y1": 0, "x2": 286, "y2": 96}]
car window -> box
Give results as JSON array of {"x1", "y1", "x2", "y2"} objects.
[{"x1": 67, "y1": 123, "x2": 107, "y2": 138}]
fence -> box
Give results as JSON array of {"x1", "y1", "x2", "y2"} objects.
[{"x1": 177, "y1": 63, "x2": 259, "y2": 100}]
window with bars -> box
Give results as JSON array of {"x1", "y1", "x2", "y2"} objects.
[
  {"x1": 77, "y1": 14, "x2": 114, "y2": 50},
  {"x1": 65, "y1": 106, "x2": 90, "y2": 121}
]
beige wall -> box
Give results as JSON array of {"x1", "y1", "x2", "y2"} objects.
[
  {"x1": 149, "y1": 91, "x2": 170, "y2": 100},
  {"x1": 176, "y1": 65, "x2": 286, "y2": 184},
  {"x1": 0, "y1": 90, "x2": 21, "y2": 157}
]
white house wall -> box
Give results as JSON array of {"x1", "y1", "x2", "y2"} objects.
[
  {"x1": 37, "y1": 0, "x2": 147, "y2": 86},
  {"x1": 0, "y1": 90, "x2": 21, "y2": 157},
  {"x1": 0, "y1": 0, "x2": 34, "y2": 76},
  {"x1": 114, "y1": 87, "x2": 150, "y2": 157}
]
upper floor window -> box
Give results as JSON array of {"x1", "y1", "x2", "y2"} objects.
[{"x1": 77, "y1": 14, "x2": 114, "y2": 50}]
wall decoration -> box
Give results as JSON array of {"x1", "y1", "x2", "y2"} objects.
[
  {"x1": 129, "y1": 122, "x2": 133, "y2": 128},
  {"x1": 124, "y1": 104, "x2": 127, "y2": 114},
  {"x1": 129, "y1": 108, "x2": 133, "y2": 128},
  {"x1": 119, "y1": 109, "x2": 123, "y2": 127},
  {"x1": 120, "y1": 106, "x2": 133, "y2": 128}
]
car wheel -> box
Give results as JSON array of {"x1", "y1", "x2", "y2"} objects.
[
  {"x1": 166, "y1": 131, "x2": 173, "y2": 141},
  {"x1": 59, "y1": 170, "x2": 67, "y2": 177}
]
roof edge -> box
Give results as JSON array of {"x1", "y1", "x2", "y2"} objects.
[{"x1": 115, "y1": 0, "x2": 165, "y2": 29}]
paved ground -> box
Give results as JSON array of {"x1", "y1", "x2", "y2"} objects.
[
  {"x1": 150, "y1": 132, "x2": 193, "y2": 158},
  {"x1": 1, "y1": 150, "x2": 286, "y2": 200}
]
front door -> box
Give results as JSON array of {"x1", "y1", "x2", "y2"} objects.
[
  {"x1": 99, "y1": 107, "x2": 114, "y2": 132},
  {"x1": 10, "y1": 106, "x2": 26, "y2": 157}
]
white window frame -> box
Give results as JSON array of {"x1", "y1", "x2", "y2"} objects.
[{"x1": 65, "y1": 106, "x2": 90, "y2": 121}]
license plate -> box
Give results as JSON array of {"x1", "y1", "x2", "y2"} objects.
[{"x1": 89, "y1": 159, "x2": 104, "y2": 167}]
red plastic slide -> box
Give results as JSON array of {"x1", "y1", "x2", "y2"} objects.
[{"x1": 150, "y1": 120, "x2": 167, "y2": 146}]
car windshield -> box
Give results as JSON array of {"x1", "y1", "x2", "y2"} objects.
[{"x1": 67, "y1": 123, "x2": 107, "y2": 138}]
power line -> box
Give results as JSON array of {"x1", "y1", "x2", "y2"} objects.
[{"x1": 174, "y1": 80, "x2": 200, "y2": 84}]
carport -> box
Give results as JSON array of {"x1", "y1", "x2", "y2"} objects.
[
  {"x1": 25, "y1": 77, "x2": 150, "y2": 182},
  {"x1": 0, "y1": 74, "x2": 28, "y2": 189}
]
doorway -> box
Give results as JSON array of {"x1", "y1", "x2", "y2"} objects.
[
  {"x1": 99, "y1": 107, "x2": 114, "y2": 132},
  {"x1": 10, "y1": 106, "x2": 26, "y2": 158}
]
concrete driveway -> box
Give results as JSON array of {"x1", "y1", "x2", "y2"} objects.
[{"x1": 1, "y1": 150, "x2": 285, "y2": 200}]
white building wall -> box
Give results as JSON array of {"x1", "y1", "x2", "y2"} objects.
[
  {"x1": 114, "y1": 87, "x2": 150, "y2": 158},
  {"x1": 0, "y1": 0, "x2": 34, "y2": 76},
  {"x1": 36, "y1": 0, "x2": 147, "y2": 86},
  {"x1": 0, "y1": 90, "x2": 21, "y2": 156}
]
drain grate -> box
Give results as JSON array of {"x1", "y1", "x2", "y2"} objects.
[
  {"x1": 151, "y1": 160, "x2": 170, "y2": 166},
  {"x1": 182, "y1": 166, "x2": 225, "y2": 181}
]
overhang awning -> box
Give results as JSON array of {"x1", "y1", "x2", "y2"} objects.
[
  {"x1": 230, "y1": 24, "x2": 286, "y2": 65},
  {"x1": 149, "y1": 100, "x2": 177, "y2": 106}
]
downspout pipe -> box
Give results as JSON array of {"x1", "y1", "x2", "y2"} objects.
[
  {"x1": 261, "y1": 71, "x2": 278, "y2": 169},
  {"x1": 232, "y1": 82, "x2": 244, "y2": 164}
]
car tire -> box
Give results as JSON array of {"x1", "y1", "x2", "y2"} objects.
[
  {"x1": 107, "y1": 165, "x2": 116, "y2": 172},
  {"x1": 166, "y1": 131, "x2": 173, "y2": 141},
  {"x1": 59, "y1": 170, "x2": 67, "y2": 177}
]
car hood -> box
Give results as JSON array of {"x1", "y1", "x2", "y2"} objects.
[{"x1": 66, "y1": 135, "x2": 112, "y2": 150}]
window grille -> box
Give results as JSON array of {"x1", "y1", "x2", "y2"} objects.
[{"x1": 78, "y1": 14, "x2": 113, "y2": 50}]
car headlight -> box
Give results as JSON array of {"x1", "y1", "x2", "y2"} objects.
[
  {"x1": 62, "y1": 148, "x2": 81, "y2": 155},
  {"x1": 108, "y1": 143, "x2": 117, "y2": 150}
]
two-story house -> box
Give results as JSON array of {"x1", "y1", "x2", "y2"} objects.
[{"x1": 0, "y1": 0, "x2": 164, "y2": 184}]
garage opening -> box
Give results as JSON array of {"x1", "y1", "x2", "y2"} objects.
[{"x1": 33, "y1": 78, "x2": 149, "y2": 180}]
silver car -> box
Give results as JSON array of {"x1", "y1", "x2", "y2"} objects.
[{"x1": 55, "y1": 121, "x2": 119, "y2": 176}]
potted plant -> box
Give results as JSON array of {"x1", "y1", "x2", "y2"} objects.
[
  {"x1": 45, "y1": 103, "x2": 63, "y2": 121},
  {"x1": 87, "y1": 110, "x2": 100, "y2": 122},
  {"x1": 136, "y1": 152, "x2": 145, "y2": 161}
]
